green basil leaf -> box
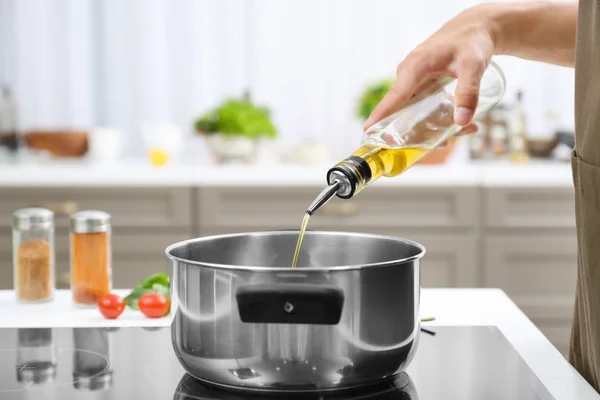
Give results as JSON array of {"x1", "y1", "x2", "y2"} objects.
[
  {"x1": 124, "y1": 273, "x2": 171, "y2": 310},
  {"x1": 124, "y1": 288, "x2": 153, "y2": 310},
  {"x1": 134, "y1": 273, "x2": 170, "y2": 290},
  {"x1": 151, "y1": 283, "x2": 170, "y2": 298}
]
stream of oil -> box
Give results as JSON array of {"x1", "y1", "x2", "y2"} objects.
[{"x1": 291, "y1": 213, "x2": 311, "y2": 268}]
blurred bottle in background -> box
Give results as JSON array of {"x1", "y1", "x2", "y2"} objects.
[
  {"x1": 507, "y1": 91, "x2": 529, "y2": 163},
  {"x1": 0, "y1": 85, "x2": 19, "y2": 155}
]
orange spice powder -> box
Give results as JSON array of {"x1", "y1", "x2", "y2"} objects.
[
  {"x1": 16, "y1": 239, "x2": 52, "y2": 301},
  {"x1": 71, "y1": 232, "x2": 111, "y2": 304}
]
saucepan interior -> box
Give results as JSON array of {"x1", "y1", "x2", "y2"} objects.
[{"x1": 165, "y1": 230, "x2": 425, "y2": 271}]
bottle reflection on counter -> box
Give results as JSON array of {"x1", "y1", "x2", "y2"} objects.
[
  {"x1": 72, "y1": 327, "x2": 114, "y2": 391},
  {"x1": 16, "y1": 328, "x2": 57, "y2": 385}
]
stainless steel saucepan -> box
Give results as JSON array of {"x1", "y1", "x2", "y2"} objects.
[{"x1": 165, "y1": 230, "x2": 425, "y2": 393}]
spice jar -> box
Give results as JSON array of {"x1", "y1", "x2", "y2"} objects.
[
  {"x1": 70, "y1": 211, "x2": 112, "y2": 306},
  {"x1": 12, "y1": 208, "x2": 55, "y2": 302}
]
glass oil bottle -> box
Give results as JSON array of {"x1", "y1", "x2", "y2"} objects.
[
  {"x1": 292, "y1": 61, "x2": 506, "y2": 267},
  {"x1": 308, "y1": 60, "x2": 506, "y2": 212}
]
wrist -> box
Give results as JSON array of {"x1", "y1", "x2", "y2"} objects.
[
  {"x1": 483, "y1": 3, "x2": 520, "y2": 56},
  {"x1": 486, "y1": 1, "x2": 555, "y2": 56}
]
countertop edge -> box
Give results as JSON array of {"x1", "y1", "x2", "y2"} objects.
[{"x1": 0, "y1": 163, "x2": 576, "y2": 188}]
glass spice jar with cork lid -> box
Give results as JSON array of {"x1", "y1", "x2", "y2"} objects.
[
  {"x1": 69, "y1": 211, "x2": 112, "y2": 306},
  {"x1": 12, "y1": 208, "x2": 55, "y2": 302}
]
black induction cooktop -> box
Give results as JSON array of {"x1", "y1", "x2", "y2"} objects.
[{"x1": 0, "y1": 326, "x2": 555, "y2": 399}]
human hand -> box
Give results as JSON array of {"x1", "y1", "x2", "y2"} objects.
[
  {"x1": 364, "y1": 5, "x2": 498, "y2": 131},
  {"x1": 371, "y1": 88, "x2": 479, "y2": 149}
]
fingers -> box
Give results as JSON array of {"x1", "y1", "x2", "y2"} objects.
[
  {"x1": 362, "y1": 85, "x2": 408, "y2": 130},
  {"x1": 363, "y1": 56, "x2": 433, "y2": 130},
  {"x1": 456, "y1": 122, "x2": 479, "y2": 136},
  {"x1": 439, "y1": 123, "x2": 479, "y2": 147},
  {"x1": 453, "y1": 56, "x2": 486, "y2": 126},
  {"x1": 364, "y1": 47, "x2": 488, "y2": 130}
]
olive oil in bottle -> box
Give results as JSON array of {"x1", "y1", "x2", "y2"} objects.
[
  {"x1": 323, "y1": 141, "x2": 440, "y2": 201},
  {"x1": 344, "y1": 144, "x2": 431, "y2": 193}
]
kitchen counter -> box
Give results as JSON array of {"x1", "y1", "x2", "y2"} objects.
[
  {"x1": 0, "y1": 288, "x2": 596, "y2": 398},
  {"x1": 0, "y1": 159, "x2": 574, "y2": 188},
  {"x1": 0, "y1": 290, "x2": 171, "y2": 328}
]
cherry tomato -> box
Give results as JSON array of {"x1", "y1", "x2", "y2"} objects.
[
  {"x1": 138, "y1": 292, "x2": 170, "y2": 318},
  {"x1": 97, "y1": 294, "x2": 125, "y2": 319}
]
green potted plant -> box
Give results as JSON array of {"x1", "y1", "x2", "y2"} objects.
[
  {"x1": 356, "y1": 78, "x2": 394, "y2": 121},
  {"x1": 194, "y1": 91, "x2": 277, "y2": 163}
]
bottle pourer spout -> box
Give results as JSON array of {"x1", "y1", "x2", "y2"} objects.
[{"x1": 306, "y1": 181, "x2": 341, "y2": 216}]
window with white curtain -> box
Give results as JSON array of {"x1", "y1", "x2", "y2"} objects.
[{"x1": 0, "y1": 0, "x2": 575, "y2": 159}]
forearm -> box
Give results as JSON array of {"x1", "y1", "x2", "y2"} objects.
[{"x1": 488, "y1": 1, "x2": 578, "y2": 67}]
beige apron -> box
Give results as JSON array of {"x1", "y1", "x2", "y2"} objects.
[{"x1": 569, "y1": 0, "x2": 600, "y2": 391}]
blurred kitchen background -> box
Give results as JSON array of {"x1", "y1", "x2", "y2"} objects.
[{"x1": 0, "y1": 0, "x2": 578, "y2": 356}]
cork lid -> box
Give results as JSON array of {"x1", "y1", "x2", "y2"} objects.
[
  {"x1": 70, "y1": 210, "x2": 111, "y2": 233},
  {"x1": 13, "y1": 208, "x2": 54, "y2": 230}
]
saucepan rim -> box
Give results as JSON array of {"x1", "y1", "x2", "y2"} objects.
[{"x1": 164, "y1": 230, "x2": 426, "y2": 272}]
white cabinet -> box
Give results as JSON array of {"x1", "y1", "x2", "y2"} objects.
[
  {"x1": 413, "y1": 234, "x2": 479, "y2": 288},
  {"x1": 483, "y1": 235, "x2": 577, "y2": 320},
  {"x1": 484, "y1": 187, "x2": 576, "y2": 229},
  {"x1": 350, "y1": 229, "x2": 479, "y2": 288},
  {"x1": 197, "y1": 186, "x2": 479, "y2": 230},
  {"x1": 483, "y1": 187, "x2": 577, "y2": 357},
  {"x1": 483, "y1": 234, "x2": 577, "y2": 357},
  {"x1": 0, "y1": 187, "x2": 193, "y2": 229}
]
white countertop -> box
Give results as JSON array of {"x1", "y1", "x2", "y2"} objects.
[
  {"x1": 0, "y1": 288, "x2": 596, "y2": 399},
  {"x1": 0, "y1": 290, "x2": 171, "y2": 328},
  {"x1": 0, "y1": 159, "x2": 574, "y2": 188}
]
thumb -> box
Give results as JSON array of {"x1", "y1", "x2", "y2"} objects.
[{"x1": 453, "y1": 61, "x2": 485, "y2": 126}]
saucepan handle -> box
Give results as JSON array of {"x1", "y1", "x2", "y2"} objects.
[{"x1": 236, "y1": 283, "x2": 344, "y2": 325}]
